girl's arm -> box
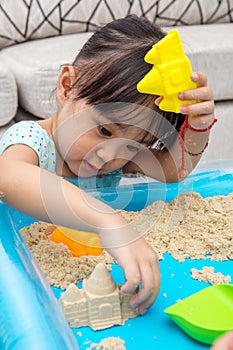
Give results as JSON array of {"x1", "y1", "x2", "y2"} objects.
[
  {"x1": 124, "y1": 72, "x2": 215, "y2": 182},
  {"x1": 0, "y1": 144, "x2": 159, "y2": 314}
]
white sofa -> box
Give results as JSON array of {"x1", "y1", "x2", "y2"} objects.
[{"x1": 0, "y1": 0, "x2": 233, "y2": 162}]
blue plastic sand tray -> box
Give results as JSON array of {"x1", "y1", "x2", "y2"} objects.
[{"x1": 0, "y1": 167, "x2": 233, "y2": 350}]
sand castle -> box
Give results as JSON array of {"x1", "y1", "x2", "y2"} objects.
[{"x1": 59, "y1": 263, "x2": 139, "y2": 330}]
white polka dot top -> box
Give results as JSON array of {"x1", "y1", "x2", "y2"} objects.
[{"x1": 0, "y1": 121, "x2": 56, "y2": 173}]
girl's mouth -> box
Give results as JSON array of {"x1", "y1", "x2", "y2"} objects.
[{"x1": 83, "y1": 160, "x2": 100, "y2": 175}]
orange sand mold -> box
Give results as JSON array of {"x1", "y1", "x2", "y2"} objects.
[{"x1": 51, "y1": 227, "x2": 103, "y2": 257}]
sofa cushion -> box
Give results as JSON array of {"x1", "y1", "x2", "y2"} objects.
[
  {"x1": 176, "y1": 23, "x2": 233, "y2": 101},
  {"x1": 0, "y1": 0, "x2": 232, "y2": 48},
  {"x1": 0, "y1": 120, "x2": 15, "y2": 138},
  {"x1": 1, "y1": 32, "x2": 92, "y2": 118},
  {"x1": 0, "y1": 55, "x2": 18, "y2": 126}
]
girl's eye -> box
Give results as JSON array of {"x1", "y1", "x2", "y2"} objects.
[
  {"x1": 126, "y1": 144, "x2": 139, "y2": 153},
  {"x1": 98, "y1": 125, "x2": 112, "y2": 137}
]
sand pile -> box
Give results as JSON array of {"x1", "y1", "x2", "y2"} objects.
[{"x1": 20, "y1": 192, "x2": 233, "y2": 288}]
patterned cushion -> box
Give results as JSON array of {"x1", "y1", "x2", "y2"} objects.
[{"x1": 0, "y1": 0, "x2": 232, "y2": 48}]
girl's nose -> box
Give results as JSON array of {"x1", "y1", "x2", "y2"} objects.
[
  {"x1": 96, "y1": 139, "x2": 133, "y2": 164},
  {"x1": 96, "y1": 147, "x2": 116, "y2": 163},
  {"x1": 96, "y1": 139, "x2": 123, "y2": 163}
]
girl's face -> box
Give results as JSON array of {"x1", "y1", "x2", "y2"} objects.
[{"x1": 54, "y1": 100, "x2": 149, "y2": 177}]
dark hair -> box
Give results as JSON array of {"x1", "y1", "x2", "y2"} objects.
[{"x1": 71, "y1": 15, "x2": 185, "y2": 150}]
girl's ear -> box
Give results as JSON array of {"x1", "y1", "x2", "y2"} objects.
[{"x1": 57, "y1": 65, "x2": 77, "y2": 106}]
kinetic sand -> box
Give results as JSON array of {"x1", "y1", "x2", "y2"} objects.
[
  {"x1": 86, "y1": 337, "x2": 126, "y2": 350},
  {"x1": 191, "y1": 266, "x2": 231, "y2": 285},
  {"x1": 20, "y1": 192, "x2": 233, "y2": 289}
]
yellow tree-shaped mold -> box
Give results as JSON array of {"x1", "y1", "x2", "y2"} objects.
[{"x1": 137, "y1": 29, "x2": 197, "y2": 113}]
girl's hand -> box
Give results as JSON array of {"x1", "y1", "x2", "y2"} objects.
[
  {"x1": 178, "y1": 72, "x2": 215, "y2": 130},
  {"x1": 211, "y1": 331, "x2": 233, "y2": 350},
  {"x1": 105, "y1": 235, "x2": 160, "y2": 315}
]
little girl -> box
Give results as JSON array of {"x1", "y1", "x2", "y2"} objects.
[{"x1": 0, "y1": 15, "x2": 215, "y2": 314}]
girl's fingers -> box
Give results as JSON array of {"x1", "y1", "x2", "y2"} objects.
[
  {"x1": 154, "y1": 96, "x2": 163, "y2": 106},
  {"x1": 178, "y1": 72, "x2": 215, "y2": 127},
  {"x1": 179, "y1": 86, "x2": 214, "y2": 102},
  {"x1": 120, "y1": 260, "x2": 141, "y2": 295},
  {"x1": 133, "y1": 260, "x2": 160, "y2": 314},
  {"x1": 180, "y1": 100, "x2": 215, "y2": 117},
  {"x1": 191, "y1": 71, "x2": 208, "y2": 86},
  {"x1": 120, "y1": 247, "x2": 160, "y2": 315},
  {"x1": 128, "y1": 254, "x2": 160, "y2": 314}
]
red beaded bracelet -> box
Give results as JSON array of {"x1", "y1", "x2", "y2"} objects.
[
  {"x1": 182, "y1": 115, "x2": 218, "y2": 133},
  {"x1": 185, "y1": 141, "x2": 209, "y2": 156},
  {"x1": 178, "y1": 115, "x2": 218, "y2": 180}
]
